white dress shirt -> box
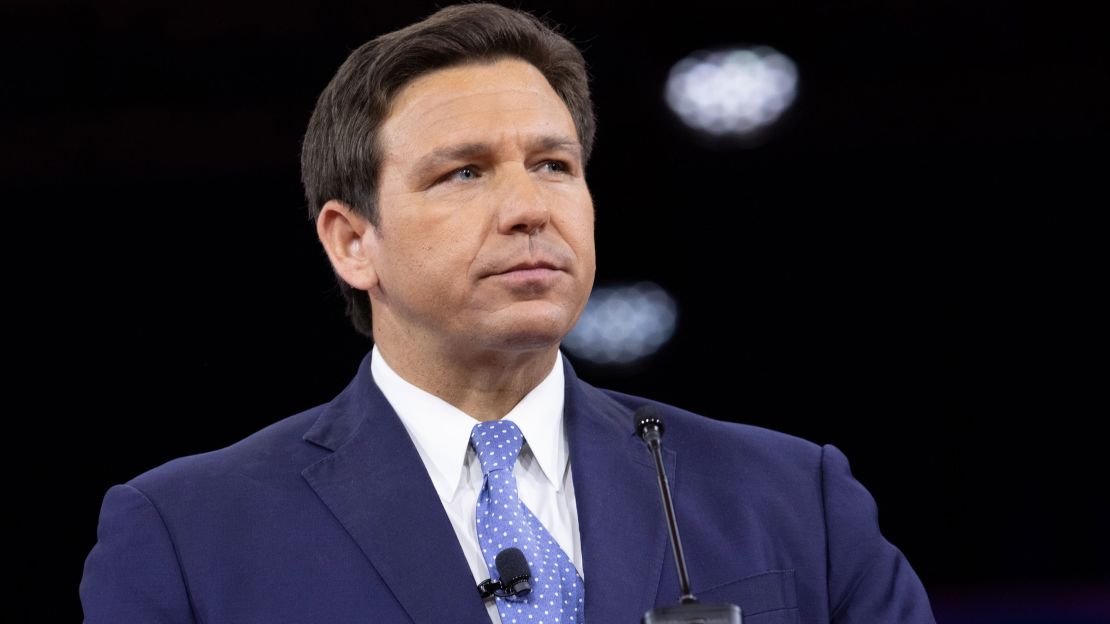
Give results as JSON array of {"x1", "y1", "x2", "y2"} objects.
[{"x1": 370, "y1": 345, "x2": 583, "y2": 624}]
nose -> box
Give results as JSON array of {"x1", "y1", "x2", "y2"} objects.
[{"x1": 495, "y1": 167, "x2": 550, "y2": 236}]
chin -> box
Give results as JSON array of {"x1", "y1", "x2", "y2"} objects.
[{"x1": 484, "y1": 317, "x2": 570, "y2": 352}]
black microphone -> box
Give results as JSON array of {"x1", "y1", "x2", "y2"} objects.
[
  {"x1": 477, "y1": 547, "x2": 533, "y2": 600},
  {"x1": 635, "y1": 405, "x2": 743, "y2": 624}
]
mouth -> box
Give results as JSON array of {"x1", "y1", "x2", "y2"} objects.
[
  {"x1": 486, "y1": 259, "x2": 565, "y2": 290},
  {"x1": 497, "y1": 260, "x2": 560, "y2": 275}
]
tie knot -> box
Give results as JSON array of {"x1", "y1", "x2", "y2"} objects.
[{"x1": 469, "y1": 420, "x2": 524, "y2": 475}]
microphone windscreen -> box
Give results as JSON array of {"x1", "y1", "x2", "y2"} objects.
[
  {"x1": 634, "y1": 405, "x2": 666, "y2": 439},
  {"x1": 496, "y1": 547, "x2": 530, "y2": 581}
]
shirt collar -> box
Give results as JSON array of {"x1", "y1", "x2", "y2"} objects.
[{"x1": 370, "y1": 345, "x2": 568, "y2": 503}]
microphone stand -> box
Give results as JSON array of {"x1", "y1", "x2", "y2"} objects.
[{"x1": 637, "y1": 407, "x2": 743, "y2": 624}]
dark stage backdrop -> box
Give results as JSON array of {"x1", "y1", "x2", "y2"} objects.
[{"x1": 7, "y1": 1, "x2": 1105, "y2": 621}]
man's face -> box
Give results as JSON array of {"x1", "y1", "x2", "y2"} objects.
[{"x1": 369, "y1": 58, "x2": 596, "y2": 356}]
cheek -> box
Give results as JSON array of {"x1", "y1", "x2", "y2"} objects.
[
  {"x1": 564, "y1": 207, "x2": 596, "y2": 260},
  {"x1": 392, "y1": 224, "x2": 484, "y2": 290}
]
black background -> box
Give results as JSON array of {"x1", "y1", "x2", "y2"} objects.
[{"x1": 6, "y1": 1, "x2": 1106, "y2": 621}]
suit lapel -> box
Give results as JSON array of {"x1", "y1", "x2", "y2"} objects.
[
  {"x1": 297, "y1": 351, "x2": 675, "y2": 624},
  {"x1": 563, "y1": 356, "x2": 676, "y2": 623},
  {"x1": 300, "y1": 353, "x2": 491, "y2": 624}
]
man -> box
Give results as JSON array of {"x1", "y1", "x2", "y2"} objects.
[{"x1": 81, "y1": 4, "x2": 935, "y2": 623}]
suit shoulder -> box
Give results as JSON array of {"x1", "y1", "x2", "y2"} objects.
[
  {"x1": 594, "y1": 386, "x2": 823, "y2": 471},
  {"x1": 125, "y1": 403, "x2": 330, "y2": 498}
]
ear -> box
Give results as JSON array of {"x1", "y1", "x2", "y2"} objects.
[{"x1": 316, "y1": 200, "x2": 380, "y2": 291}]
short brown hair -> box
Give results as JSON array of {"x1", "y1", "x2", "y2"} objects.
[{"x1": 300, "y1": 3, "x2": 596, "y2": 337}]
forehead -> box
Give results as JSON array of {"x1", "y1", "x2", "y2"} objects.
[{"x1": 378, "y1": 58, "x2": 578, "y2": 159}]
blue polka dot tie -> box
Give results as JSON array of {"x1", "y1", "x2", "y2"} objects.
[{"x1": 471, "y1": 420, "x2": 585, "y2": 623}]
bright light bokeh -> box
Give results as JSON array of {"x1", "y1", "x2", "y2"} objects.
[
  {"x1": 665, "y1": 46, "x2": 798, "y2": 137},
  {"x1": 563, "y1": 282, "x2": 678, "y2": 365}
]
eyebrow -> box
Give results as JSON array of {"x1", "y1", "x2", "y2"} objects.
[{"x1": 409, "y1": 135, "x2": 583, "y2": 182}]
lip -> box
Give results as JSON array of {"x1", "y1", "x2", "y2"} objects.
[
  {"x1": 497, "y1": 260, "x2": 560, "y2": 275},
  {"x1": 487, "y1": 260, "x2": 564, "y2": 289},
  {"x1": 495, "y1": 267, "x2": 559, "y2": 279}
]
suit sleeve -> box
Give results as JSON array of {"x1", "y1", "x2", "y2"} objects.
[
  {"x1": 820, "y1": 444, "x2": 935, "y2": 624},
  {"x1": 80, "y1": 484, "x2": 197, "y2": 624}
]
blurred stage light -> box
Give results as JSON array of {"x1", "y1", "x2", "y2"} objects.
[
  {"x1": 563, "y1": 282, "x2": 678, "y2": 365},
  {"x1": 665, "y1": 46, "x2": 798, "y2": 137}
]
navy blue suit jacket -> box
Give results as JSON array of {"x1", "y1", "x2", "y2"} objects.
[{"x1": 81, "y1": 352, "x2": 935, "y2": 623}]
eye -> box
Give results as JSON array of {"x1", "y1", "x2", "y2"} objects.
[
  {"x1": 451, "y1": 166, "x2": 479, "y2": 181},
  {"x1": 436, "y1": 165, "x2": 480, "y2": 186},
  {"x1": 540, "y1": 160, "x2": 570, "y2": 174}
]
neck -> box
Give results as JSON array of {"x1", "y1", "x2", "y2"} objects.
[{"x1": 373, "y1": 334, "x2": 560, "y2": 422}]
